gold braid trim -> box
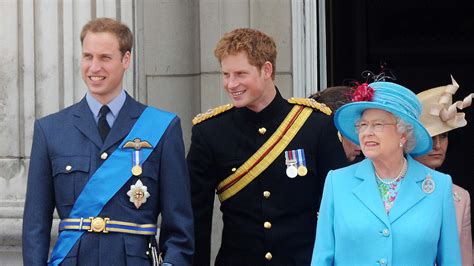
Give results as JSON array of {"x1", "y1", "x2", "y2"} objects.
[
  {"x1": 192, "y1": 104, "x2": 234, "y2": 125},
  {"x1": 288, "y1": 97, "x2": 332, "y2": 115},
  {"x1": 217, "y1": 106, "x2": 313, "y2": 202}
]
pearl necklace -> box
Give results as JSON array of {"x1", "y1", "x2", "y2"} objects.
[{"x1": 375, "y1": 158, "x2": 407, "y2": 185}]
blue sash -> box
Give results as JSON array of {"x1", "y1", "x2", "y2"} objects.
[{"x1": 48, "y1": 107, "x2": 176, "y2": 265}]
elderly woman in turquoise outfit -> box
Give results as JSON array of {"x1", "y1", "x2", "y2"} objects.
[{"x1": 311, "y1": 82, "x2": 461, "y2": 265}]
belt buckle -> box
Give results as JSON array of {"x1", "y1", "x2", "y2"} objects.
[{"x1": 88, "y1": 217, "x2": 110, "y2": 233}]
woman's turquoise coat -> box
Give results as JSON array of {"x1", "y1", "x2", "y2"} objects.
[{"x1": 311, "y1": 155, "x2": 461, "y2": 265}]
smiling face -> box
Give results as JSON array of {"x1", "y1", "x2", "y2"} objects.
[
  {"x1": 358, "y1": 109, "x2": 406, "y2": 161},
  {"x1": 415, "y1": 133, "x2": 448, "y2": 169},
  {"x1": 81, "y1": 32, "x2": 130, "y2": 104},
  {"x1": 220, "y1": 52, "x2": 275, "y2": 112}
]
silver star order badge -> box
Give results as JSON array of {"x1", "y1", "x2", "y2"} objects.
[{"x1": 127, "y1": 179, "x2": 150, "y2": 209}]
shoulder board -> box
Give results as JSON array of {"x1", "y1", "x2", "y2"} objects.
[
  {"x1": 287, "y1": 97, "x2": 332, "y2": 115},
  {"x1": 192, "y1": 104, "x2": 234, "y2": 125}
]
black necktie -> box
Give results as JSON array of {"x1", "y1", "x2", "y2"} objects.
[{"x1": 98, "y1": 105, "x2": 111, "y2": 141}]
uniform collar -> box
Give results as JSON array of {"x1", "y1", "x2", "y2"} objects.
[
  {"x1": 238, "y1": 87, "x2": 287, "y2": 123},
  {"x1": 86, "y1": 90, "x2": 126, "y2": 120}
]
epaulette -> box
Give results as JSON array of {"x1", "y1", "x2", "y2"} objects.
[
  {"x1": 192, "y1": 103, "x2": 234, "y2": 125},
  {"x1": 288, "y1": 97, "x2": 332, "y2": 115}
]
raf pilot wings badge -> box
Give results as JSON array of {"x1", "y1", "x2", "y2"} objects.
[{"x1": 122, "y1": 138, "x2": 153, "y2": 176}]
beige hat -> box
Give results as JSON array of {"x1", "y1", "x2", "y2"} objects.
[{"x1": 417, "y1": 75, "x2": 474, "y2": 137}]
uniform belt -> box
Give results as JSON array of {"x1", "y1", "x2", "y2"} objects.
[{"x1": 59, "y1": 217, "x2": 158, "y2": 235}]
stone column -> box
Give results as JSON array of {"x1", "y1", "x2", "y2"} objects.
[{"x1": 137, "y1": 0, "x2": 201, "y2": 149}]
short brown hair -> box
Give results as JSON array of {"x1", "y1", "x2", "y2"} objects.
[
  {"x1": 80, "y1": 18, "x2": 133, "y2": 56},
  {"x1": 310, "y1": 86, "x2": 353, "y2": 111},
  {"x1": 214, "y1": 28, "x2": 277, "y2": 79}
]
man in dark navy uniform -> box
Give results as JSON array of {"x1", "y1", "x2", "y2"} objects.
[
  {"x1": 187, "y1": 28, "x2": 348, "y2": 265},
  {"x1": 22, "y1": 18, "x2": 193, "y2": 265}
]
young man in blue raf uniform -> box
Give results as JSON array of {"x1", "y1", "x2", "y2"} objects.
[
  {"x1": 187, "y1": 28, "x2": 348, "y2": 265},
  {"x1": 22, "y1": 18, "x2": 194, "y2": 266}
]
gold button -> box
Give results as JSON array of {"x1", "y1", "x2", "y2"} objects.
[
  {"x1": 65, "y1": 165, "x2": 72, "y2": 171},
  {"x1": 231, "y1": 167, "x2": 237, "y2": 172},
  {"x1": 263, "y1": 191, "x2": 271, "y2": 198},
  {"x1": 264, "y1": 221, "x2": 272, "y2": 229},
  {"x1": 258, "y1": 127, "x2": 267, "y2": 135},
  {"x1": 265, "y1": 252, "x2": 272, "y2": 260},
  {"x1": 100, "y1": 152, "x2": 108, "y2": 160}
]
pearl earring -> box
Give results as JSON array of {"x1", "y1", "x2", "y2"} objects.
[{"x1": 399, "y1": 142, "x2": 403, "y2": 148}]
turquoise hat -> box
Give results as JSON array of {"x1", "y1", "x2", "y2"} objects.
[{"x1": 334, "y1": 82, "x2": 432, "y2": 157}]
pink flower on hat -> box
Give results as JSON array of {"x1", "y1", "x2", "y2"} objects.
[{"x1": 351, "y1": 83, "x2": 375, "y2": 102}]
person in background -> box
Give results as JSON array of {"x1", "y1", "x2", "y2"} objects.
[
  {"x1": 187, "y1": 28, "x2": 347, "y2": 265},
  {"x1": 439, "y1": 89, "x2": 474, "y2": 242},
  {"x1": 22, "y1": 18, "x2": 194, "y2": 265},
  {"x1": 311, "y1": 81, "x2": 461, "y2": 265},
  {"x1": 311, "y1": 86, "x2": 363, "y2": 163},
  {"x1": 415, "y1": 76, "x2": 473, "y2": 265}
]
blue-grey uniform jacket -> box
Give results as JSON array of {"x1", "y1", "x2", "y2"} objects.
[{"x1": 22, "y1": 94, "x2": 194, "y2": 265}]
